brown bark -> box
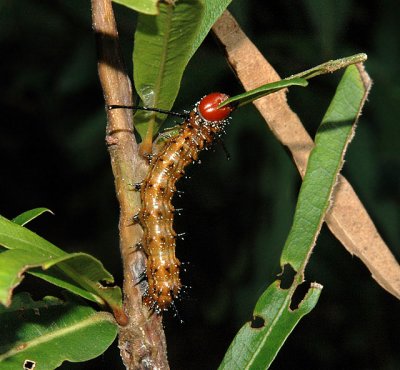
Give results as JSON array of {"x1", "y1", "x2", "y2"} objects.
[{"x1": 91, "y1": 0, "x2": 169, "y2": 368}]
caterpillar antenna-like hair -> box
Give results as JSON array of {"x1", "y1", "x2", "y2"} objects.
[{"x1": 107, "y1": 104, "x2": 188, "y2": 118}]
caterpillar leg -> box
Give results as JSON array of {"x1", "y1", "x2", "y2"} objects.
[
  {"x1": 128, "y1": 182, "x2": 142, "y2": 191},
  {"x1": 135, "y1": 269, "x2": 147, "y2": 285},
  {"x1": 135, "y1": 241, "x2": 144, "y2": 251},
  {"x1": 132, "y1": 213, "x2": 143, "y2": 226},
  {"x1": 138, "y1": 144, "x2": 154, "y2": 162}
]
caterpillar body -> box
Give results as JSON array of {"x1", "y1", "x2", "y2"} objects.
[{"x1": 138, "y1": 93, "x2": 233, "y2": 312}]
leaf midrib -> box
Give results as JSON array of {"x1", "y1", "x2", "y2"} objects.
[{"x1": 0, "y1": 312, "x2": 114, "y2": 361}]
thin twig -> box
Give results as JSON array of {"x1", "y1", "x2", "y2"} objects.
[{"x1": 91, "y1": 0, "x2": 170, "y2": 368}]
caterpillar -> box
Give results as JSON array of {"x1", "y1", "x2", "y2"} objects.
[{"x1": 138, "y1": 92, "x2": 233, "y2": 312}]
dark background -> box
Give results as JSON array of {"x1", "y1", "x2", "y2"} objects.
[{"x1": 1, "y1": 1, "x2": 399, "y2": 369}]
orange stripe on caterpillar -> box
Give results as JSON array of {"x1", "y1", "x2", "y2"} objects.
[{"x1": 139, "y1": 93, "x2": 233, "y2": 312}]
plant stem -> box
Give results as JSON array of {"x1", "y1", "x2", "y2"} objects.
[
  {"x1": 91, "y1": 0, "x2": 169, "y2": 368},
  {"x1": 289, "y1": 53, "x2": 367, "y2": 80}
]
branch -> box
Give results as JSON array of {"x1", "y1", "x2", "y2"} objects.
[
  {"x1": 213, "y1": 11, "x2": 400, "y2": 300},
  {"x1": 91, "y1": 0, "x2": 169, "y2": 368}
]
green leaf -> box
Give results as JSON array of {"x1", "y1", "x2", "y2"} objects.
[
  {"x1": 221, "y1": 78, "x2": 309, "y2": 109},
  {"x1": 133, "y1": 0, "x2": 231, "y2": 139},
  {"x1": 281, "y1": 64, "x2": 369, "y2": 275},
  {"x1": 219, "y1": 53, "x2": 367, "y2": 109},
  {"x1": 12, "y1": 208, "x2": 53, "y2": 226},
  {"x1": 0, "y1": 293, "x2": 117, "y2": 369},
  {"x1": 191, "y1": 0, "x2": 232, "y2": 57},
  {"x1": 112, "y1": 0, "x2": 159, "y2": 15},
  {"x1": 133, "y1": 0, "x2": 205, "y2": 139},
  {"x1": 219, "y1": 64, "x2": 370, "y2": 369},
  {"x1": 0, "y1": 214, "x2": 122, "y2": 318},
  {"x1": 218, "y1": 281, "x2": 322, "y2": 370}
]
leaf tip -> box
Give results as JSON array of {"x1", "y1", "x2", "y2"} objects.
[{"x1": 310, "y1": 282, "x2": 323, "y2": 290}]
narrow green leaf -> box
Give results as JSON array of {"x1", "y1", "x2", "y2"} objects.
[
  {"x1": 219, "y1": 64, "x2": 370, "y2": 369},
  {"x1": 12, "y1": 208, "x2": 53, "y2": 226},
  {"x1": 219, "y1": 281, "x2": 322, "y2": 370},
  {"x1": 0, "y1": 215, "x2": 122, "y2": 315},
  {"x1": 132, "y1": 0, "x2": 231, "y2": 139},
  {"x1": 281, "y1": 64, "x2": 369, "y2": 274},
  {"x1": 133, "y1": 0, "x2": 205, "y2": 139},
  {"x1": 221, "y1": 78, "x2": 308, "y2": 109},
  {"x1": 112, "y1": 0, "x2": 159, "y2": 15},
  {"x1": 0, "y1": 293, "x2": 117, "y2": 369}
]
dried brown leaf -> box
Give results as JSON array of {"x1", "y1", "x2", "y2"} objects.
[{"x1": 212, "y1": 10, "x2": 400, "y2": 299}]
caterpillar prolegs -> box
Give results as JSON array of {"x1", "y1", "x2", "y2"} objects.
[{"x1": 138, "y1": 93, "x2": 233, "y2": 312}]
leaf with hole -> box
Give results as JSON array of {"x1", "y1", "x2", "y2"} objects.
[
  {"x1": 0, "y1": 293, "x2": 117, "y2": 369},
  {"x1": 219, "y1": 64, "x2": 370, "y2": 369},
  {"x1": 219, "y1": 281, "x2": 322, "y2": 369},
  {"x1": 281, "y1": 64, "x2": 370, "y2": 276}
]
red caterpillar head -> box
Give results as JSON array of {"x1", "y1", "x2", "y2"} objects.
[{"x1": 197, "y1": 92, "x2": 233, "y2": 122}]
